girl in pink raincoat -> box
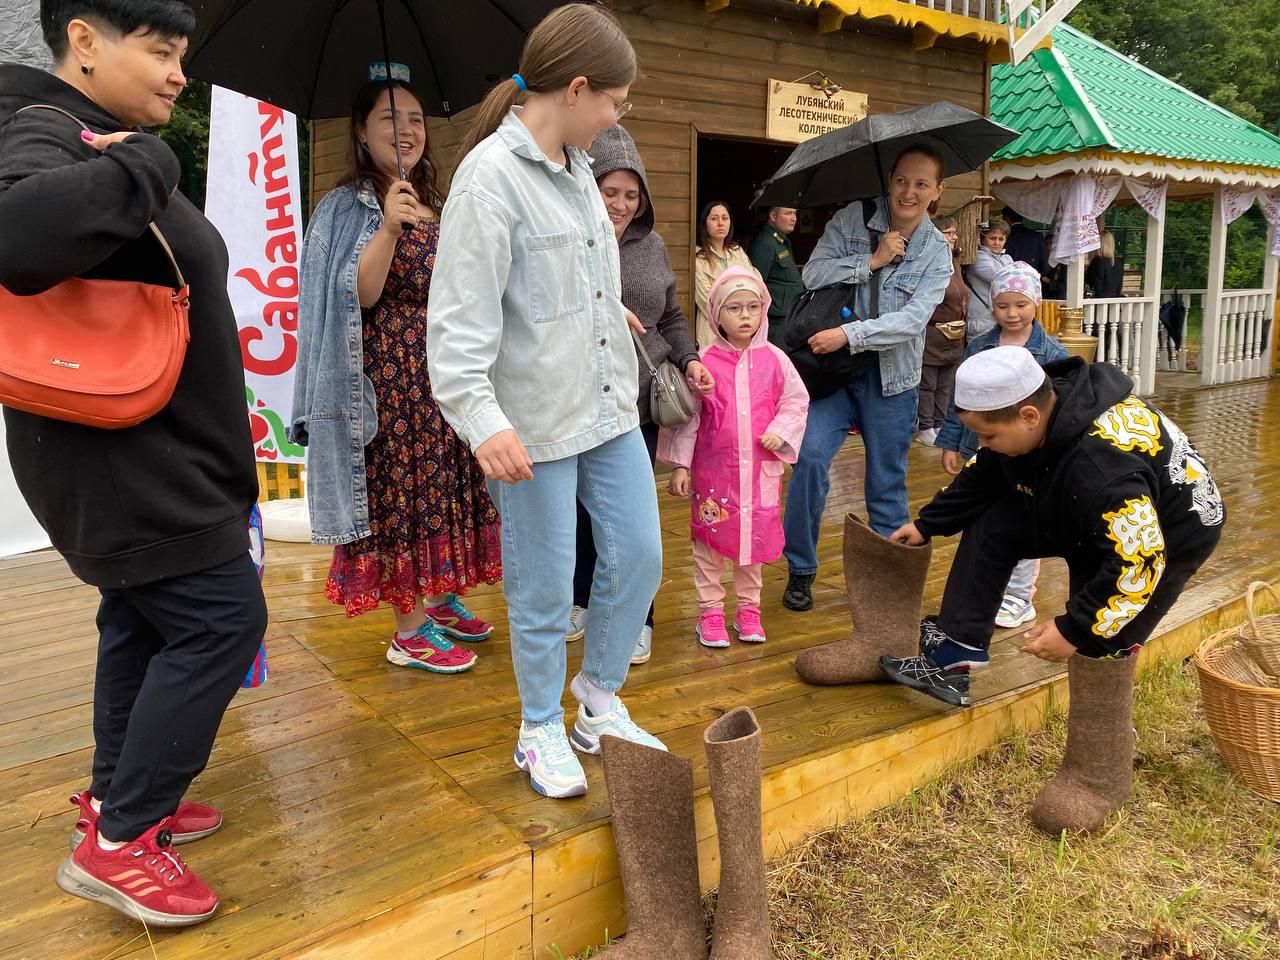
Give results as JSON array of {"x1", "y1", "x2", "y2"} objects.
[{"x1": 659, "y1": 267, "x2": 809, "y2": 647}]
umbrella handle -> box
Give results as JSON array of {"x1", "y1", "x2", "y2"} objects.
[{"x1": 376, "y1": 0, "x2": 411, "y2": 235}]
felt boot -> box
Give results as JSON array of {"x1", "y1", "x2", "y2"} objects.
[
  {"x1": 705, "y1": 707, "x2": 770, "y2": 960},
  {"x1": 795, "y1": 513, "x2": 932, "y2": 685},
  {"x1": 597, "y1": 735, "x2": 707, "y2": 959},
  {"x1": 1031, "y1": 654, "x2": 1138, "y2": 835}
]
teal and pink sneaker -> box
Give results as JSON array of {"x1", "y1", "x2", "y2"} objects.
[
  {"x1": 425, "y1": 593, "x2": 493, "y2": 642},
  {"x1": 386, "y1": 622, "x2": 477, "y2": 674}
]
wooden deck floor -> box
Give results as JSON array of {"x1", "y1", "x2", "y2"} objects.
[{"x1": 2, "y1": 376, "x2": 1278, "y2": 960}]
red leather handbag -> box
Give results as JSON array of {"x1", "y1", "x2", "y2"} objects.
[{"x1": 0, "y1": 105, "x2": 191, "y2": 429}]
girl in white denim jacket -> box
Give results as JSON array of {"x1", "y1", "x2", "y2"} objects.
[{"x1": 426, "y1": 5, "x2": 665, "y2": 800}]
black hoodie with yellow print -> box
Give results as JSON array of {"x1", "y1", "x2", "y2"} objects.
[{"x1": 916, "y1": 358, "x2": 1224, "y2": 658}]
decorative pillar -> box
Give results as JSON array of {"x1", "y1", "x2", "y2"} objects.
[
  {"x1": 1139, "y1": 186, "x2": 1167, "y2": 395},
  {"x1": 1262, "y1": 224, "x2": 1278, "y2": 378},
  {"x1": 1203, "y1": 185, "x2": 1228, "y2": 386}
]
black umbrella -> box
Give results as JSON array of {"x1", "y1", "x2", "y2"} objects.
[
  {"x1": 754, "y1": 101, "x2": 1021, "y2": 210},
  {"x1": 184, "y1": 0, "x2": 568, "y2": 120}
]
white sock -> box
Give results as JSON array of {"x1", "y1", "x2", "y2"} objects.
[
  {"x1": 96, "y1": 833, "x2": 125, "y2": 851},
  {"x1": 89, "y1": 796, "x2": 102, "y2": 813},
  {"x1": 570, "y1": 673, "x2": 616, "y2": 717},
  {"x1": 396, "y1": 628, "x2": 421, "y2": 641}
]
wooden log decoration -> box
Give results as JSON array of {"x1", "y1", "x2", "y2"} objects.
[{"x1": 944, "y1": 194, "x2": 993, "y2": 266}]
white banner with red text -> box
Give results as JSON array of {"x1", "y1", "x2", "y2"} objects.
[{"x1": 205, "y1": 86, "x2": 306, "y2": 464}]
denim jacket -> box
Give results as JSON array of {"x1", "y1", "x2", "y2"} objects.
[
  {"x1": 426, "y1": 109, "x2": 639, "y2": 461},
  {"x1": 802, "y1": 199, "x2": 953, "y2": 397},
  {"x1": 935, "y1": 321, "x2": 1069, "y2": 457},
  {"x1": 290, "y1": 182, "x2": 382, "y2": 544}
]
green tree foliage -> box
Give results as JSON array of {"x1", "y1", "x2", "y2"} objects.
[
  {"x1": 1070, "y1": 1, "x2": 1278, "y2": 291},
  {"x1": 1069, "y1": 0, "x2": 1280, "y2": 131},
  {"x1": 156, "y1": 80, "x2": 311, "y2": 214}
]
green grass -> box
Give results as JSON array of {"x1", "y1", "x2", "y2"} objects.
[{"x1": 766, "y1": 658, "x2": 1279, "y2": 959}]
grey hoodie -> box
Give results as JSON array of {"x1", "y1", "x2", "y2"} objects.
[{"x1": 589, "y1": 126, "x2": 699, "y2": 425}]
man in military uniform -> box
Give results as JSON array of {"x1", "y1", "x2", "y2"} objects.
[{"x1": 749, "y1": 206, "x2": 804, "y2": 345}]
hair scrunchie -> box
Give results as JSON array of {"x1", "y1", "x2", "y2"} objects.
[{"x1": 512, "y1": 73, "x2": 529, "y2": 93}]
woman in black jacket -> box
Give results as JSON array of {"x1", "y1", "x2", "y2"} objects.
[
  {"x1": 1085, "y1": 231, "x2": 1125, "y2": 298},
  {"x1": 0, "y1": 1, "x2": 263, "y2": 926}
]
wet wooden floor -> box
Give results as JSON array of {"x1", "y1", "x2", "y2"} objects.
[{"x1": 2, "y1": 372, "x2": 1277, "y2": 959}]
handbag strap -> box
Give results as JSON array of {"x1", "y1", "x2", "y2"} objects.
[
  {"x1": 15, "y1": 104, "x2": 187, "y2": 292},
  {"x1": 630, "y1": 328, "x2": 661, "y2": 377}
]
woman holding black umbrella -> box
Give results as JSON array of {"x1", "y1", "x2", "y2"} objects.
[
  {"x1": 292, "y1": 75, "x2": 502, "y2": 675},
  {"x1": 0, "y1": 0, "x2": 262, "y2": 927},
  {"x1": 781, "y1": 146, "x2": 955, "y2": 611},
  {"x1": 427, "y1": 4, "x2": 665, "y2": 801}
]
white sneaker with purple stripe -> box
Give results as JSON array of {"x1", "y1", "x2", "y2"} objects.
[{"x1": 514, "y1": 722, "x2": 587, "y2": 799}]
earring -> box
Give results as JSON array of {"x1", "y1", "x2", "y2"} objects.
[{"x1": 81, "y1": 64, "x2": 92, "y2": 76}]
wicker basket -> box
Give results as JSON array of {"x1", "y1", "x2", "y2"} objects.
[
  {"x1": 1240, "y1": 581, "x2": 1280, "y2": 678},
  {"x1": 1194, "y1": 629, "x2": 1280, "y2": 802}
]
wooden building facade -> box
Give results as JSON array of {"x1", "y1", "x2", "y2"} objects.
[{"x1": 310, "y1": 0, "x2": 1008, "y2": 318}]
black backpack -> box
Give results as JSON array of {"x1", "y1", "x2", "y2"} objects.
[{"x1": 783, "y1": 204, "x2": 880, "y2": 400}]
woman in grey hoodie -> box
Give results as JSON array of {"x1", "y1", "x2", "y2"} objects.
[{"x1": 567, "y1": 125, "x2": 714, "y2": 664}]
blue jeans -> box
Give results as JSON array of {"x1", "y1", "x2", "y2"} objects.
[
  {"x1": 783, "y1": 364, "x2": 918, "y2": 575},
  {"x1": 489, "y1": 429, "x2": 662, "y2": 727}
]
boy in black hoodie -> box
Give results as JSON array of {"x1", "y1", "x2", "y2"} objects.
[{"x1": 880, "y1": 347, "x2": 1223, "y2": 833}]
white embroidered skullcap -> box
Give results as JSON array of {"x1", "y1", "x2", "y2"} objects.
[{"x1": 954, "y1": 346, "x2": 1048, "y2": 412}]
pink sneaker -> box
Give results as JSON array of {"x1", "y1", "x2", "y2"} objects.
[
  {"x1": 733, "y1": 605, "x2": 767, "y2": 643},
  {"x1": 696, "y1": 610, "x2": 731, "y2": 648},
  {"x1": 386, "y1": 623, "x2": 478, "y2": 674},
  {"x1": 424, "y1": 593, "x2": 493, "y2": 641}
]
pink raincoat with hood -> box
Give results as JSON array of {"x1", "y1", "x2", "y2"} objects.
[{"x1": 658, "y1": 267, "x2": 809, "y2": 565}]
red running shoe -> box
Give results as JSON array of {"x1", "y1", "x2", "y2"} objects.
[
  {"x1": 55, "y1": 818, "x2": 219, "y2": 927},
  {"x1": 69, "y1": 791, "x2": 222, "y2": 852},
  {"x1": 425, "y1": 593, "x2": 493, "y2": 641}
]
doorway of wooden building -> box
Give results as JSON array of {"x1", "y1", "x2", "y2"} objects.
[{"x1": 692, "y1": 131, "x2": 842, "y2": 273}]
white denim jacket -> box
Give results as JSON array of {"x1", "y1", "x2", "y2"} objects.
[{"x1": 426, "y1": 110, "x2": 639, "y2": 462}]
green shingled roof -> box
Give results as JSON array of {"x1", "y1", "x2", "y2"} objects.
[{"x1": 991, "y1": 24, "x2": 1280, "y2": 171}]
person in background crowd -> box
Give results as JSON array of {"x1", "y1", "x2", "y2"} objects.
[
  {"x1": 1086, "y1": 231, "x2": 1125, "y2": 298},
  {"x1": 567, "y1": 124, "x2": 714, "y2": 663},
  {"x1": 294, "y1": 77, "x2": 502, "y2": 677},
  {"x1": 660, "y1": 267, "x2": 808, "y2": 648},
  {"x1": 0, "y1": 0, "x2": 264, "y2": 926},
  {"x1": 936, "y1": 262, "x2": 1067, "y2": 629},
  {"x1": 749, "y1": 205, "x2": 804, "y2": 346},
  {"x1": 916, "y1": 215, "x2": 968, "y2": 446},
  {"x1": 780, "y1": 146, "x2": 954, "y2": 612},
  {"x1": 694, "y1": 199, "x2": 757, "y2": 347},
  {"x1": 1002, "y1": 206, "x2": 1049, "y2": 286},
  {"x1": 965, "y1": 219, "x2": 1012, "y2": 338},
  {"x1": 427, "y1": 4, "x2": 665, "y2": 800}
]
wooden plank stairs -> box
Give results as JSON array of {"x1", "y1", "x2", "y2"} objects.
[{"x1": 1, "y1": 373, "x2": 1275, "y2": 959}]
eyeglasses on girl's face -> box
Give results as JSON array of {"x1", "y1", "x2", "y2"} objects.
[
  {"x1": 722, "y1": 300, "x2": 764, "y2": 317},
  {"x1": 600, "y1": 89, "x2": 632, "y2": 119}
]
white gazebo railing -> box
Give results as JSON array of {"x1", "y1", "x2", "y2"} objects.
[
  {"x1": 1209, "y1": 288, "x2": 1273, "y2": 384},
  {"x1": 1081, "y1": 297, "x2": 1156, "y2": 386}
]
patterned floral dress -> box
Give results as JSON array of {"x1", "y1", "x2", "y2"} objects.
[{"x1": 325, "y1": 219, "x2": 502, "y2": 616}]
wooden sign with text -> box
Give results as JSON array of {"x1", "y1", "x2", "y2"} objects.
[{"x1": 765, "y1": 79, "x2": 867, "y2": 144}]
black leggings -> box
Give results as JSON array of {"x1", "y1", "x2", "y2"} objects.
[
  {"x1": 91, "y1": 553, "x2": 267, "y2": 841},
  {"x1": 573, "y1": 422, "x2": 660, "y2": 625}
]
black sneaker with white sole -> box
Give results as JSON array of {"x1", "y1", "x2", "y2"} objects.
[{"x1": 879, "y1": 653, "x2": 971, "y2": 708}]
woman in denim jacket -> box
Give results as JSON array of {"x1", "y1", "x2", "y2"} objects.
[
  {"x1": 425, "y1": 6, "x2": 664, "y2": 800},
  {"x1": 292, "y1": 79, "x2": 501, "y2": 677},
  {"x1": 781, "y1": 146, "x2": 955, "y2": 612}
]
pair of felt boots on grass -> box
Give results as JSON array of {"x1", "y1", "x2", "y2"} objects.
[
  {"x1": 797, "y1": 514, "x2": 1140, "y2": 836},
  {"x1": 596, "y1": 706, "x2": 770, "y2": 959}
]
